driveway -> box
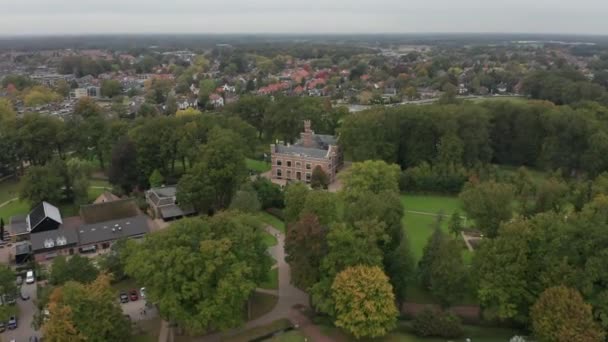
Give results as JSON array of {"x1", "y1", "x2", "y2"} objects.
[
  {"x1": 121, "y1": 297, "x2": 157, "y2": 322},
  {"x1": 2, "y1": 281, "x2": 40, "y2": 342}
]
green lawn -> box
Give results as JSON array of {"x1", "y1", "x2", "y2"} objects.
[
  {"x1": 263, "y1": 232, "x2": 278, "y2": 248},
  {"x1": 0, "y1": 199, "x2": 29, "y2": 222},
  {"x1": 266, "y1": 330, "x2": 308, "y2": 341},
  {"x1": 249, "y1": 292, "x2": 279, "y2": 321},
  {"x1": 246, "y1": 158, "x2": 271, "y2": 173},
  {"x1": 224, "y1": 319, "x2": 292, "y2": 342},
  {"x1": 259, "y1": 211, "x2": 286, "y2": 233},
  {"x1": 259, "y1": 268, "x2": 278, "y2": 290},
  {"x1": 320, "y1": 322, "x2": 521, "y2": 342},
  {"x1": 466, "y1": 96, "x2": 528, "y2": 104},
  {"x1": 400, "y1": 195, "x2": 476, "y2": 305},
  {"x1": 0, "y1": 178, "x2": 20, "y2": 204}
]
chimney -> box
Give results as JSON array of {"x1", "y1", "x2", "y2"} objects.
[{"x1": 301, "y1": 120, "x2": 313, "y2": 148}]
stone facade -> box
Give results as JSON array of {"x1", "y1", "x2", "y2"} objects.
[{"x1": 270, "y1": 121, "x2": 343, "y2": 185}]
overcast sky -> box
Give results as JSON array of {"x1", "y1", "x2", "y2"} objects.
[{"x1": 1, "y1": 0, "x2": 607, "y2": 36}]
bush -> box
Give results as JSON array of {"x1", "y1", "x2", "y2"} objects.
[
  {"x1": 265, "y1": 207, "x2": 285, "y2": 221},
  {"x1": 412, "y1": 307, "x2": 463, "y2": 338}
]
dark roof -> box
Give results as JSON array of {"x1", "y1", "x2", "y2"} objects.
[
  {"x1": 80, "y1": 199, "x2": 140, "y2": 224},
  {"x1": 312, "y1": 134, "x2": 338, "y2": 148},
  {"x1": 78, "y1": 214, "x2": 149, "y2": 245},
  {"x1": 147, "y1": 186, "x2": 177, "y2": 207},
  {"x1": 159, "y1": 204, "x2": 196, "y2": 219},
  {"x1": 27, "y1": 202, "x2": 62, "y2": 232},
  {"x1": 276, "y1": 144, "x2": 329, "y2": 159},
  {"x1": 9, "y1": 215, "x2": 29, "y2": 236},
  {"x1": 30, "y1": 217, "x2": 81, "y2": 252}
]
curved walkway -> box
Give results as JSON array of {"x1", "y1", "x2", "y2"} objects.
[{"x1": 194, "y1": 225, "x2": 309, "y2": 342}]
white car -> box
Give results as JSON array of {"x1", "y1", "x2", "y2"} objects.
[
  {"x1": 140, "y1": 287, "x2": 146, "y2": 299},
  {"x1": 25, "y1": 270, "x2": 35, "y2": 284}
]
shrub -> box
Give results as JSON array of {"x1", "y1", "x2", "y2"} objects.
[
  {"x1": 265, "y1": 207, "x2": 285, "y2": 221},
  {"x1": 412, "y1": 307, "x2": 463, "y2": 338}
]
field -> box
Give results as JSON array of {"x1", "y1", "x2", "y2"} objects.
[
  {"x1": 259, "y1": 211, "x2": 286, "y2": 233},
  {"x1": 246, "y1": 158, "x2": 271, "y2": 173},
  {"x1": 0, "y1": 177, "x2": 112, "y2": 222},
  {"x1": 466, "y1": 95, "x2": 528, "y2": 104}
]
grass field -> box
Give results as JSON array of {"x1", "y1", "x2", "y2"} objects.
[
  {"x1": 259, "y1": 268, "x2": 279, "y2": 290},
  {"x1": 466, "y1": 96, "x2": 528, "y2": 104},
  {"x1": 246, "y1": 158, "x2": 271, "y2": 173},
  {"x1": 0, "y1": 178, "x2": 20, "y2": 204},
  {"x1": 259, "y1": 211, "x2": 286, "y2": 233},
  {"x1": 262, "y1": 232, "x2": 278, "y2": 247}
]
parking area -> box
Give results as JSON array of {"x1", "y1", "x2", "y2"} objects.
[{"x1": 1, "y1": 282, "x2": 41, "y2": 342}]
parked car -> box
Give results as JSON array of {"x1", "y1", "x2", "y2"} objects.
[
  {"x1": 129, "y1": 289, "x2": 138, "y2": 301},
  {"x1": 7, "y1": 316, "x2": 17, "y2": 329},
  {"x1": 15, "y1": 276, "x2": 22, "y2": 286},
  {"x1": 140, "y1": 287, "x2": 146, "y2": 299},
  {"x1": 119, "y1": 292, "x2": 129, "y2": 303},
  {"x1": 25, "y1": 270, "x2": 35, "y2": 284}
]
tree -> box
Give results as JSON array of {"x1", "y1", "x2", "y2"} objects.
[
  {"x1": 412, "y1": 307, "x2": 463, "y2": 338},
  {"x1": 310, "y1": 166, "x2": 329, "y2": 189},
  {"x1": 283, "y1": 182, "x2": 309, "y2": 224},
  {"x1": 43, "y1": 274, "x2": 131, "y2": 342},
  {"x1": 66, "y1": 158, "x2": 94, "y2": 205},
  {"x1": 531, "y1": 286, "x2": 604, "y2": 342},
  {"x1": 0, "y1": 265, "x2": 17, "y2": 320},
  {"x1": 98, "y1": 239, "x2": 129, "y2": 282},
  {"x1": 418, "y1": 228, "x2": 467, "y2": 306},
  {"x1": 165, "y1": 95, "x2": 178, "y2": 115},
  {"x1": 229, "y1": 186, "x2": 261, "y2": 213},
  {"x1": 251, "y1": 178, "x2": 284, "y2": 209},
  {"x1": 176, "y1": 108, "x2": 202, "y2": 117},
  {"x1": 460, "y1": 181, "x2": 515, "y2": 237},
  {"x1": 340, "y1": 160, "x2": 401, "y2": 202},
  {"x1": 24, "y1": 86, "x2": 62, "y2": 107},
  {"x1": 386, "y1": 237, "x2": 415, "y2": 306},
  {"x1": 124, "y1": 213, "x2": 271, "y2": 334},
  {"x1": 331, "y1": 266, "x2": 398, "y2": 339},
  {"x1": 285, "y1": 214, "x2": 328, "y2": 290},
  {"x1": 108, "y1": 136, "x2": 139, "y2": 194},
  {"x1": 19, "y1": 164, "x2": 64, "y2": 207},
  {"x1": 448, "y1": 211, "x2": 463, "y2": 237},
  {"x1": 300, "y1": 190, "x2": 338, "y2": 226},
  {"x1": 100, "y1": 80, "x2": 123, "y2": 98},
  {"x1": 148, "y1": 169, "x2": 164, "y2": 188},
  {"x1": 49, "y1": 255, "x2": 99, "y2": 286}
]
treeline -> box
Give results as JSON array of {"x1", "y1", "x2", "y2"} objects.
[
  {"x1": 523, "y1": 69, "x2": 608, "y2": 105},
  {"x1": 340, "y1": 100, "x2": 608, "y2": 193}
]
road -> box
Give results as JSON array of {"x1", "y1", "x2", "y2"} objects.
[{"x1": 2, "y1": 281, "x2": 40, "y2": 342}]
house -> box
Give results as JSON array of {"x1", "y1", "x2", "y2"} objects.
[
  {"x1": 177, "y1": 98, "x2": 198, "y2": 110},
  {"x1": 70, "y1": 86, "x2": 101, "y2": 99},
  {"x1": 10, "y1": 200, "x2": 151, "y2": 262},
  {"x1": 209, "y1": 94, "x2": 224, "y2": 108},
  {"x1": 270, "y1": 121, "x2": 343, "y2": 186},
  {"x1": 146, "y1": 186, "x2": 196, "y2": 221},
  {"x1": 190, "y1": 84, "x2": 200, "y2": 96},
  {"x1": 222, "y1": 84, "x2": 236, "y2": 93}
]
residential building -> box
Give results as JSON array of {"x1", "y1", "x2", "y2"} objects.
[
  {"x1": 9, "y1": 200, "x2": 151, "y2": 262},
  {"x1": 270, "y1": 121, "x2": 343, "y2": 185},
  {"x1": 209, "y1": 94, "x2": 224, "y2": 108},
  {"x1": 146, "y1": 186, "x2": 196, "y2": 221}
]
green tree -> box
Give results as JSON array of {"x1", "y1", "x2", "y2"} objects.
[
  {"x1": 460, "y1": 181, "x2": 515, "y2": 237},
  {"x1": 100, "y1": 80, "x2": 123, "y2": 98},
  {"x1": 300, "y1": 190, "x2": 338, "y2": 226},
  {"x1": 98, "y1": 239, "x2": 129, "y2": 282},
  {"x1": 108, "y1": 136, "x2": 139, "y2": 194},
  {"x1": 165, "y1": 95, "x2": 178, "y2": 115},
  {"x1": 531, "y1": 286, "x2": 604, "y2": 342},
  {"x1": 310, "y1": 166, "x2": 329, "y2": 189},
  {"x1": 251, "y1": 178, "x2": 284, "y2": 209},
  {"x1": 20, "y1": 164, "x2": 64, "y2": 207},
  {"x1": 331, "y1": 266, "x2": 398, "y2": 339},
  {"x1": 448, "y1": 211, "x2": 463, "y2": 237},
  {"x1": 49, "y1": 255, "x2": 99, "y2": 286},
  {"x1": 386, "y1": 236, "x2": 415, "y2": 306},
  {"x1": 229, "y1": 186, "x2": 261, "y2": 213},
  {"x1": 283, "y1": 182, "x2": 310, "y2": 224},
  {"x1": 412, "y1": 307, "x2": 463, "y2": 338},
  {"x1": 148, "y1": 169, "x2": 164, "y2": 188},
  {"x1": 341, "y1": 160, "x2": 401, "y2": 202},
  {"x1": 43, "y1": 274, "x2": 131, "y2": 342},
  {"x1": 124, "y1": 213, "x2": 271, "y2": 334},
  {"x1": 285, "y1": 213, "x2": 328, "y2": 290}
]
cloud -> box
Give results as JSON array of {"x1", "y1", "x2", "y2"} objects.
[{"x1": 1, "y1": 0, "x2": 607, "y2": 35}]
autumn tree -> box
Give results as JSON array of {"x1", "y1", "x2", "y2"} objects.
[
  {"x1": 124, "y1": 212, "x2": 271, "y2": 334},
  {"x1": 285, "y1": 213, "x2": 328, "y2": 290},
  {"x1": 331, "y1": 266, "x2": 398, "y2": 339},
  {"x1": 460, "y1": 181, "x2": 515, "y2": 237},
  {"x1": 531, "y1": 286, "x2": 604, "y2": 342},
  {"x1": 43, "y1": 274, "x2": 131, "y2": 342}
]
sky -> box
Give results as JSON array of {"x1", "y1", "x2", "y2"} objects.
[{"x1": 1, "y1": 0, "x2": 608, "y2": 36}]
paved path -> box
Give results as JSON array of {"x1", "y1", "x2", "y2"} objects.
[
  {"x1": 0, "y1": 197, "x2": 17, "y2": 209},
  {"x1": 191, "y1": 225, "x2": 309, "y2": 342},
  {"x1": 4, "y1": 282, "x2": 41, "y2": 341}
]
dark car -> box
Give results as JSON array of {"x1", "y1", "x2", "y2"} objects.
[
  {"x1": 119, "y1": 292, "x2": 129, "y2": 303},
  {"x1": 129, "y1": 289, "x2": 138, "y2": 301},
  {"x1": 7, "y1": 316, "x2": 17, "y2": 330}
]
